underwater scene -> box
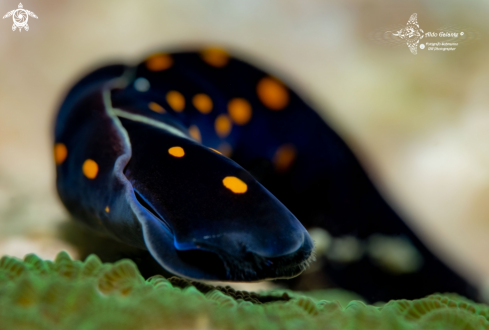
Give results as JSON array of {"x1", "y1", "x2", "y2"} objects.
[{"x1": 1, "y1": 1, "x2": 489, "y2": 329}]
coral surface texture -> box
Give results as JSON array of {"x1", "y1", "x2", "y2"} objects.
[{"x1": 0, "y1": 252, "x2": 488, "y2": 330}]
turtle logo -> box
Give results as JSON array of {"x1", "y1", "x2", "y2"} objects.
[
  {"x1": 393, "y1": 13, "x2": 424, "y2": 55},
  {"x1": 3, "y1": 3, "x2": 38, "y2": 32}
]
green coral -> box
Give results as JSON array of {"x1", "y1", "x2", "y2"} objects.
[{"x1": 0, "y1": 252, "x2": 488, "y2": 330}]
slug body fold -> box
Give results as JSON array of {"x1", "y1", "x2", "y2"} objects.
[
  {"x1": 55, "y1": 50, "x2": 475, "y2": 302},
  {"x1": 55, "y1": 60, "x2": 313, "y2": 281}
]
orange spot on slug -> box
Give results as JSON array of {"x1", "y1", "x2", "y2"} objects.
[
  {"x1": 148, "y1": 102, "x2": 165, "y2": 113},
  {"x1": 273, "y1": 144, "x2": 297, "y2": 173},
  {"x1": 168, "y1": 146, "x2": 185, "y2": 158},
  {"x1": 82, "y1": 159, "x2": 99, "y2": 179},
  {"x1": 189, "y1": 125, "x2": 202, "y2": 142},
  {"x1": 209, "y1": 148, "x2": 222, "y2": 155},
  {"x1": 201, "y1": 48, "x2": 230, "y2": 68},
  {"x1": 257, "y1": 77, "x2": 289, "y2": 110},
  {"x1": 222, "y1": 176, "x2": 248, "y2": 194},
  {"x1": 54, "y1": 143, "x2": 67, "y2": 165},
  {"x1": 166, "y1": 91, "x2": 185, "y2": 112},
  {"x1": 146, "y1": 54, "x2": 173, "y2": 71},
  {"x1": 215, "y1": 114, "x2": 232, "y2": 138},
  {"x1": 228, "y1": 98, "x2": 252, "y2": 125},
  {"x1": 193, "y1": 93, "x2": 213, "y2": 114}
]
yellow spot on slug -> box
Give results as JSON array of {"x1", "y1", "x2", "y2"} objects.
[
  {"x1": 228, "y1": 98, "x2": 252, "y2": 125},
  {"x1": 222, "y1": 176, "x2": 247, "y2": 194},
  {"x1": 148, "y1": 102, "x2": 165, "y2": 113},
  {"x1": 215, "y1": 114, "x2": 232, "y2": 138},
  {"x1": 105, "y1": 206, "x2": 110, "y2": 213},
  {"x1": 166, "y1": 91, "x2": 185, "y2": 112},
  {"x1": 209, "y1": 148, "x2": 222, "y2": 155},
  {"x1": 189, "y1": 125, "x2": 202, "y2": 142},
  {"x1": 54, "y1": 143, "x2": 67, "y2": 165},
  {"x1": 257, "y1": 77, "x2": 289, "y2": 110},
  {"x1": 168, "y1": 146, "x2": 185, "y2": 158},
  {"x1": 273, "y1": 144, "x2": 297, "y2": 173},
  {"x1": 146, "y1": 53, "x2": 173, "y2": 71},
  {"x1": 82, "y1": 159, "x2": 99, "y2": 179},
  {"x1": 218, "y1": 142, "x2": 232, "y2": 157},
  {"x1": 201, "y1": 48, "x2": 229, "y2": 68},
  {"x1": 193, "y1": 93, "x2": 213, "y2": 114}
]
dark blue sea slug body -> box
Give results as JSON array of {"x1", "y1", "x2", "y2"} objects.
[{"x1": 54, "y1": 49, "x2": 476, "y2": 302}]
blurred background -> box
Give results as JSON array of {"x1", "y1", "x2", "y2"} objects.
[{"x1": 0, "y1": 0, "x2": 488, "y2": 294}]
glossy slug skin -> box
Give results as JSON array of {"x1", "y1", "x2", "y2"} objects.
[
  {"x1": 54, "y1": 50, "x2": 475, "y2": 302},
  {"x1": 54, "y1": 56, "x2": 313, "y2": 281}
]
